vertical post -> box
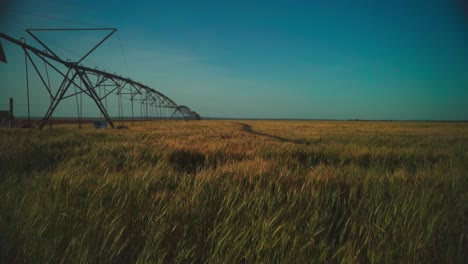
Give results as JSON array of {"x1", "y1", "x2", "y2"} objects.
[
  {"x1": 79, "y1": 78, "x2": 83, "y2": 129},
  {"x1": 8, "y1": 98, "x2": 13, "y2": 128},
  {"x1": 25, "y1": 51, "x2": 31, "y2": 128},
  {"x1": 131, "y1": 97, "x2": 134, "y2": 126},
  {"x1": 146, "y1": 98, "x2": 148, "y2": 121},
  {"x1": 79, "y1": 89, "x2": 83, "y2": 129}
]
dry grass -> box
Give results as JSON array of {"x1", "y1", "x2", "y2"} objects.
[{"x1": 0, "y1": 120, "x2": 467, "y2": 263}]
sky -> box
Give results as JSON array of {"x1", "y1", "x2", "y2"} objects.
[{"x1": 0, "y1": 0, "x2": 467, "y2": 120}]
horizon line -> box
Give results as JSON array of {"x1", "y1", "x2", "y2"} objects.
[{"x1": 10, "y1": 116, "x2": 468, "y2": 123}]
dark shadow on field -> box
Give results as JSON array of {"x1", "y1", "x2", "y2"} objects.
[
  {"x1": 235, "y1": 123, "x2": 304, "y2": 144},
  {"x1": 168, "y1": 150, "x2": 206, "y2": 174}
]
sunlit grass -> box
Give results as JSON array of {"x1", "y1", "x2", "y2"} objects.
[{"x1": 0, "y1": 120, "x2": 467, "y2": 263}]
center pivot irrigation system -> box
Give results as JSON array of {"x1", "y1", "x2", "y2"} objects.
[{"x1": 0, "y1": 28, "x2": 201, "y2": 129}]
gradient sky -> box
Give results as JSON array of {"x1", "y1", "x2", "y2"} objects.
[{"x1": 1, "y1": 0, "x2": 467, "y2": 120}]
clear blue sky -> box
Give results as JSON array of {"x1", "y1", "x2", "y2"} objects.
[{"x1": 1, "y1": 0, "x2": 467, "y2": 120}]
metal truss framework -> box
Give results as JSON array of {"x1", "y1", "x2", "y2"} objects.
[
  {"x1": 0, "y1": 28, "x2": 200, "y2": 129},
  {"x1": 172, "y1": 105, "x2": 200, "y2": 120}
]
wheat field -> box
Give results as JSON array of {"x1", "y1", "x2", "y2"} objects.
[{"x1": 0, "y1": 120, "x2": 467, "y2": 263}]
